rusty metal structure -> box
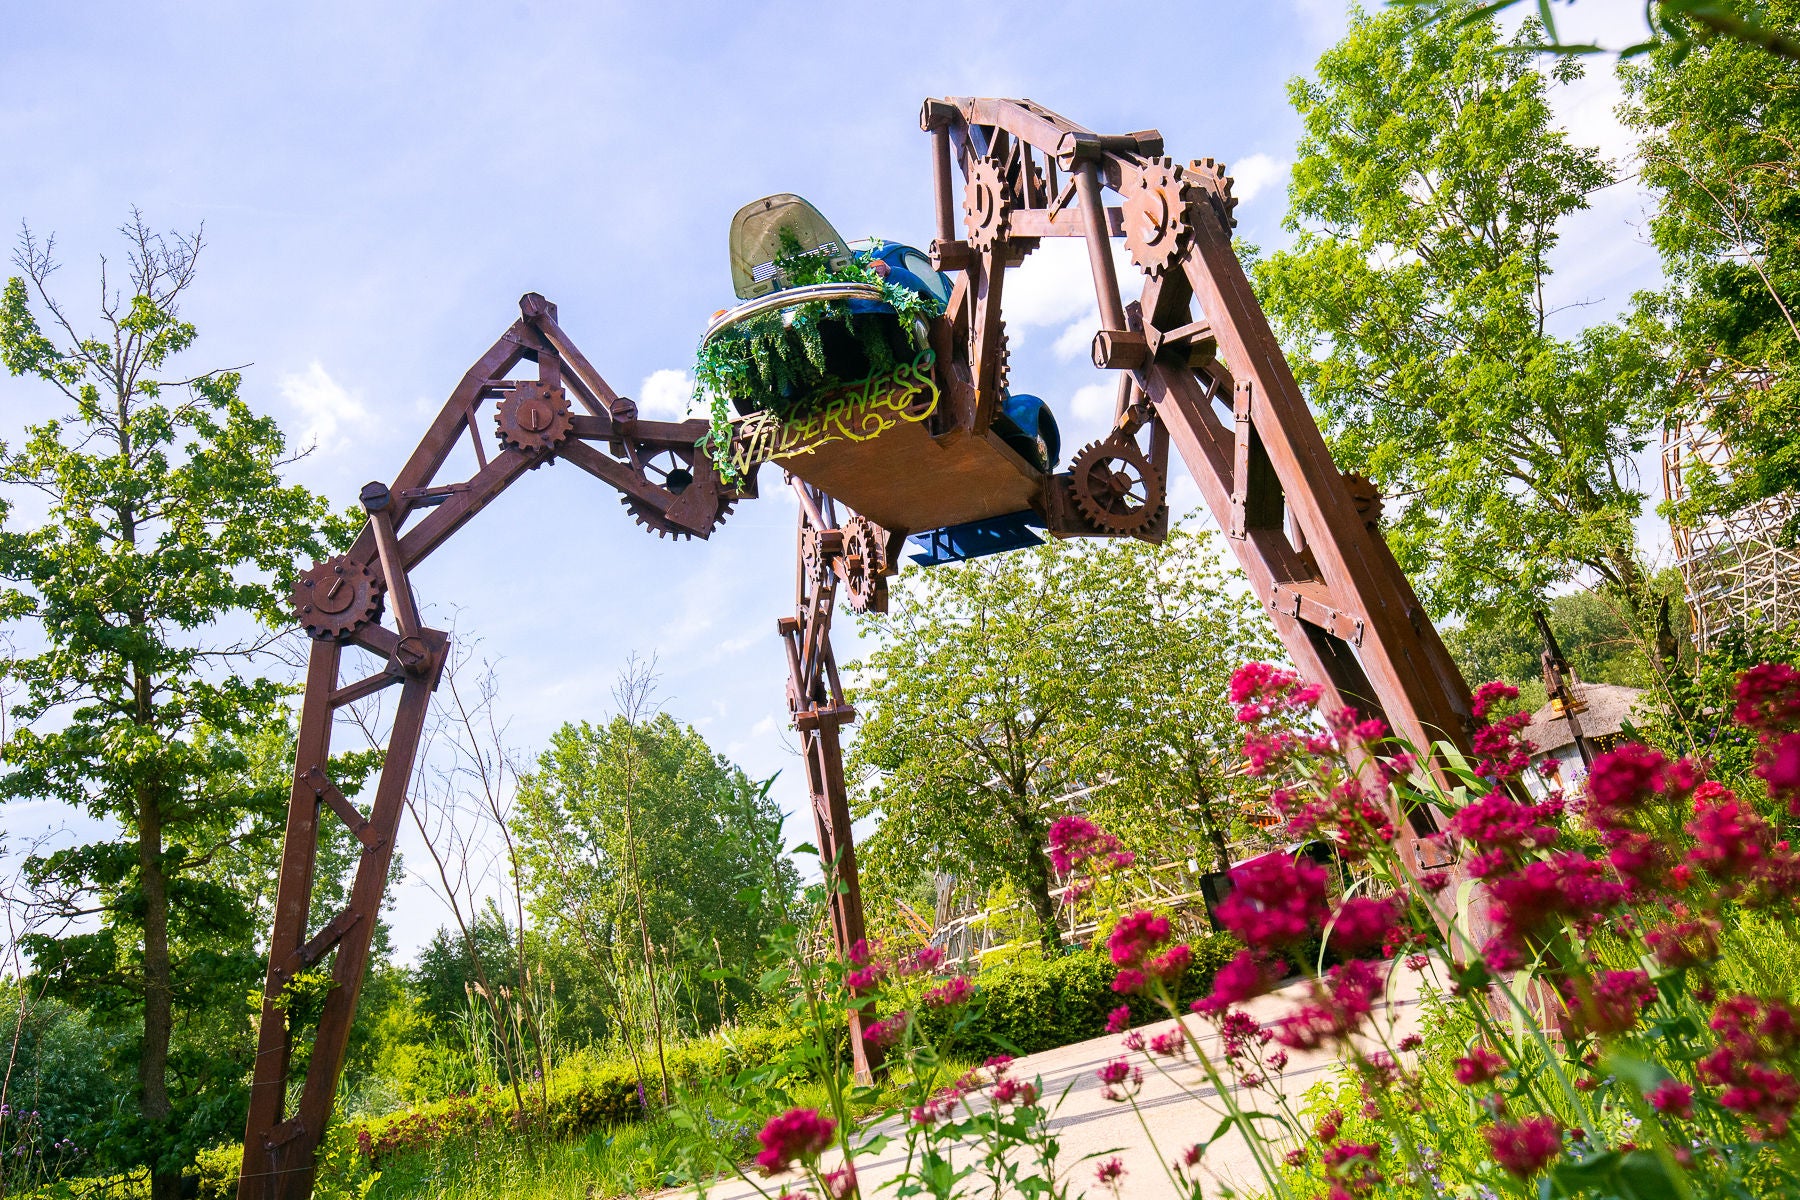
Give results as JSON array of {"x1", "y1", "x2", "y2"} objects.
[{"x1": 240, "y1": 98, "x2": 1476, "y2": 1199}]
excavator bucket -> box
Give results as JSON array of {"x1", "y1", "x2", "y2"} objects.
[{"x1": 729, "y1": 194, "x2": 854, "y2": 300}]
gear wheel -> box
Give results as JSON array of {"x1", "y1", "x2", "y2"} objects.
[
  {"x1": 494, "y1": 381, "x2": 573, "y2": 454},
  {"x1": 621, "y1": 493, "x2": 736, "y2": 540},
  {"x1": 1186, "y1": 156, "x2": 1239, "y2": 235},
  {"x1": 841, "y1": 516, "x2": 889, "y2": 614},
  {"x1": 963, "y1": 156, "x2": 1011, "y2": 253},
  {"x1": 1122, "y1": 156, "x2": 1196, "y2": 278},
  {"x1": 618, "y1": 444, "x2": 736, "y2": 539},
  {"x1": 1342, "y1": 472, "x2": 1384, "y2": 529},
  {"x1": 1069, "y1": 438, "x2": 1167, "y2": 536},
  {"x1": 290, "y1": 555, "x2": 385, "y2": 640},
  {"x1": 801, "y1": 525, "x2": 837, "y2": 589}
]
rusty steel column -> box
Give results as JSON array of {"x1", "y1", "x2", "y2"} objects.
[{"x1": 780, "y1": 480, "x2": 883, "y2": 1080}]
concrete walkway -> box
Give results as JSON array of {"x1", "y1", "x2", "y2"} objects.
[{"x1": 678, "y1": 963, "x2": 1434, "y2": 1199}]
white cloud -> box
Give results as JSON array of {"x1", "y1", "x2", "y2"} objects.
[
  {"x1": 1052, "y1": 314, "x2": 1097, "y2": 362},
  {"x1": 279, "y1": 361, "x2": 369, "y2": 452},
  {"x1": 1228, "y1": 152, "x2": 1287, "y2": 208},
  {"x1": 1004, "y1": 238, "x2": 1138, "y2": 331},
  {"x1": 638, "y1": 368, "x2": 697, "y2": 419},
  {"x1": 1070, "y1": 382, "x2": 1114, "y2": 424}
]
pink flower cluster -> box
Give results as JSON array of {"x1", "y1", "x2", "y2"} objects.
[
  {"x1": 1702, "y1": 995, "x2": 1800, "y2": 1138},
  {"x1": 1230, "y1": 661, "x2": 1322, "y2": 724},
  {"x1": 1104, "y1": 909, "x2": 1191, "y2": 995},
  {"x1": 1213, "y1": 853, "x2": 1328, "y2": 949},
  {"x1": 1469, "y1": 681, "x2": 1536, "y2": 780},
  {"x1": 1483, "y1": 1115, "x2": 1561, "y2": 1178},
  {"x1": 1047, "y1": 814, "x2": 1136, "y2": 875},
  {"x1": 1737, "y1": 663, "x2": 1800, "y2": 810},
  {"x1": 755, "y1": 1107, "x2": 836, "y2": 1173}
]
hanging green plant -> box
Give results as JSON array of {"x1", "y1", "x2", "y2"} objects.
[{"x1": 693, "y1": 229, "x2": 942, "y2": 485}]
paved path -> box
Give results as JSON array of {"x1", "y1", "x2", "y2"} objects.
[{"x1": 675, "y1": 964, "x2": 1434, "y2": 1199}]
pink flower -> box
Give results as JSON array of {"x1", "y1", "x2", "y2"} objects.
[
  {"x1": 923, "y1": 976, "x2": 972, "y2": 1008},
  {"x1": 1149, "y1": 1030, "x2": 1187, "y2": 1058},
  {"x1": 1686, "y1": 783, "x2": 1775, "y2": 885},
  {"x1": 1192, "y1": 950, "x2": 1277, "y2": 1016},
  {"x1": 1563, "y1": 969, "x2": 1657, "y2": 1036},
  {"x1": 1111, "y1": 968, "x2": 1147, "y2": 995},
  {"x1": 1107, "y1": 910, "x2": 1173, "y2": 966},
  {"x1": 1734, "y1": 663, "x2": 1800, "y2": 733},
  {"x1": 1648, "y1": 1079, "x2": 1694, "y2": 1120},
  {"x1": 1271, "y1": 960, "x2": 1382, "y2": 1050},
  {"x1": 1449, "y1": 788, "x2": 1562, "y2": 855},
  {"x1": 1454, "y1": 1046, "x2": 1505, "y2": 1086},
  {"x1": 1702, "y1": 994, "x2": 1800, "y2": 1136},
  {"x1": 1397, "y1": 1034, "x2": 1422, "y2": 1051},
  {"x1": 847, "y1": 938, "x2": 875, "y2": 968},
  {"x1": 1484, "y1": 1115, "x2": 1560, "y2": 1178},
  {"x1": 1645, "y1": 915, "x2": 1721, "y2": 968},
  {"x1": 1096, "y1": 1059, "x2": 1142, "y2": 1101},
  {"x1": 821, "y1": 1164, "x2": 856, "y2": 1200},
  {"x1": 755, "y1": 1108, "x2": 836, "y2": 1173},
  {"x1": 1471, "y1": 680, "x2": 1519, "y2": 719},
  {"x1": 1481, "y1": 852, "x2": 1627, "y2": 963},
  {"x1": 1215, "y1": 854, "x2": 1329, "y2": 949},
  {"x1": 1329, "y1": 895, "x2": 1403, "y2": 959},
  {"x1": 845, "y1": 966, "x2": 883, "y2": 997},
  {"x1": 863, "y1": 1012, "x2": 910, "y2": 1048},
  {"x1": 1047, "y1": 815, "x2": 1129, "y2": 874},
  {"x1": 1471, "y1": 708, "x2": 1535, "y2": 781},
  {"x1": 1761, "y1": 733, "x2": 1800, "y2": 808},
  {"x1": 984, "y1": 1054, "x2": 1014, "y2": 1073},
  {"x1": 1148, "y1": 943, "x2": 1193, "y2": 984},
  {"x1": 1229, "y1": 662, "x2": 1321, "y2": 722},
  {"x1": 1105, "y1": 1004, "x2": 1131, "y2": 1034},
  {"x1": 993, "y1": 1077, "x2": 1038, "y2": 1106},
  {"x1": 1322, "y1": 1142, "x2": 1382, "y2": 1193},
  {"x1": 904, "y1": 946, "x2": 946, "y2": 975},
  {"x1": 1095, "y1": 1156, "x2": 1126, "y2": 1188}
]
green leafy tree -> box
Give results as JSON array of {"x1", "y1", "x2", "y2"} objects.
[
  {"x1": 511, "y1": 711, "x2": 795, "y2": 1033},
  {"x1": 849, "y1": 531, "x2": 1273, "y2": 945},
  {"x1": 1252, "y1": 6, "x2": 1664, "y2": 632},
  {"x1": 1066, "y1": 526, "x2": 1282, "y2": 875},
  {"x1": 0, "y1": 216, "x2": 349, "y2": 1198},
  {"x1": 1625, "y1": 0, "x2": 1800, "y2": 528}
]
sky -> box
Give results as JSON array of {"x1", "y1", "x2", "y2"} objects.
[{"x1": 0, "y1": 0, "x2": 1667, "y2": 961}]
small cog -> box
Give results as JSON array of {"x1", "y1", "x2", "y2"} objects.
[
  {"x1": 1187, "y1": 156, "x2": 1239, "y2": 235},
  {"x1": 1068, "y1": 439, "x2": 1167, "y2": 537},
  {"x1": 290, "y1": 556, "x2": 385, "y2": 640},
  {"x1": 841, "y1": 516, "x2": 889, "y2": 614},
  {"x1": 1342, "y1": 472, "x2": 1384, "y2": 528},
  {"x1": 494, "y1": 382, "x2": 573, "y2": 454},
  {"x1": 963, "y1": 156, "x2": 1011, "y2": 253},
  {"x1": 1122, "y1": 156, "x2": 1196, "y2": 278}
]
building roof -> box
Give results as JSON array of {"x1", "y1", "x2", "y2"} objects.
[{"x1": 1521, "y1": 681, "x2": 1649, "y2": 755}]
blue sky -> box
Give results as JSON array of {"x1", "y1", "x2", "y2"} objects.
[{"x1": 0, "y1": 0, "x2": 1664, "y2": 959}]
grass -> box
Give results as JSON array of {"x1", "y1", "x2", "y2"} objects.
[{"x1": 360, "y1": 1062, "x2": 978, "y2": 1198}]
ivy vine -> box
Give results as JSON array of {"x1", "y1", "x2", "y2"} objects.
[{"x1": 694, "y1": 229, "x2": 943, "y2": 485}]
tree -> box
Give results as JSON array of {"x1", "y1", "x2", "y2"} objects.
[
  {"x1": 1080, "y1": 527, "x2": 1284, "y2": 875},
  {"x1": 1251, "y1": 6, "x2": 1665, "y2": 633},
  {"x1": 848, "y1": 530, "x2": 1274, "y2": 945},
  {"x1": 511, "y1": 708, "x2": 795, "y2": 1039},
  {"x1": 0, "y1": 215, "x2": 348, "y2": 1198},
  {"x1": 1624, "y1": 0, "x2": 1800, "y2": 528}
]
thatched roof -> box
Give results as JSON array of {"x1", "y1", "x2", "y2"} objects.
[{"x1": 1521, "y1": 682, "x2": 1648, "y2": 755}]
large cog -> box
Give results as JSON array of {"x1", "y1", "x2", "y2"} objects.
[
  {"x1": 494, "y1": 381, "x2": 573, "y2": 456},
  {"x1": 619, "y1": 493, "x2": 735, "y2": 540},
  {"x1": 963, "y1": 156, "x2": 1011, "y2": 253},
  {"x1": 290, "y1": 556, "x2": 385, "y2": 640},
  {"x1": 1122, "y1": 156, "x2": 1196, "y2": 278},
  {"x1": 1069, "y1": 438, "x2": 1167, "y2": 537}
]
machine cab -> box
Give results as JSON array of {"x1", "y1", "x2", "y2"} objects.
[{"x1": 703, "y1": 194, "x2": 1061, "y2": 564}]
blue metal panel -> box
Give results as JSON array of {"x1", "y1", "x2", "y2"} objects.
[{"x1": 906, "y1": 510, "x2": 1047, "y2": 567}]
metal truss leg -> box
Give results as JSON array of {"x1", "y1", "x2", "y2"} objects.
[{"x1": 239, "y1": 629, "x2": 447, "y2": 1200}]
